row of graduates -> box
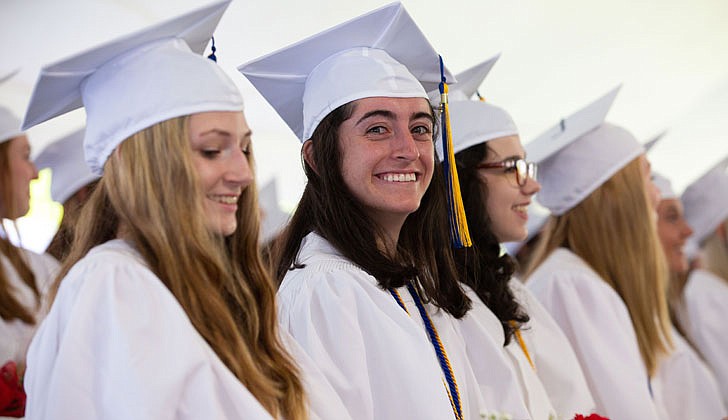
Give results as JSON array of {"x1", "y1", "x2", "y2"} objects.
[{"x1": 1, "y1": 1, "x2": 727, "y2": 419}]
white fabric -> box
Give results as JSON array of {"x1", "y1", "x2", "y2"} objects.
[
  {"x1": 536, "y1": 123, "x2": 644, "y2": 216},
  {"x1": 21, "y1": 0, "x2": 243, "y2": 175},
  {"x1": 25, "y1": 239, "x2": 273, "y2": 420},
  {"x1": 509, "y1": 278, "x2": 597, "y2": 418},
  {"x1": 680, "y1": 268, "x2": 728, "y2": 407},
  {"x1": 277, "y1": 232, "x2": 490, "y2": 419},
  {"x1": 34, "y1": 128, "x2": 99, "y2": 203},
  {"x1": 427, "y1": 54, "x2": 500, "y2": 104},
  {"x1": 0, "y1": 248, "x2": 58, "y2": 364},
  {"x1": 238, "y1": 2, "x2": 452, "y2": 142},
  {"x1": 651, "y1": 172, "x2": 676, "y2": 200},
  {"x1": 457, "y1": 285, "x2": 540, "y2": 420},
  {"x1": 436, "y1": 100, "x2": 518, "y2": 162},
  {"x1": 653, "y1": 326, "x2": 727, "y2": 419},
  {"x1": 526, "y1": 248, "x2": 662, "y2": 419},
  {"x1": 681, "y1": 159, "x2": 728, "y2": 245},
  {"x1": 0, "y1": 105, "x2": 22, "y2": 144}
]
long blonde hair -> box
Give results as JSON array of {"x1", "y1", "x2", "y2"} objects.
[
  {"x1": 526, "y1": 157, "x2": 673, "y2": 376},
  {"x1": 0, "y1": 139, "x2": 41, "y2": 324},
  {"x1": 55, "y1": 116, "x2": 307, "y2": 419},
  {"x1": 701, "y1": 219, "x2": 728, "y2": 284}
]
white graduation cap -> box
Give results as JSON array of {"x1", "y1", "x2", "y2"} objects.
[
  {"x1": 503, "y1": 200, "x2": 551, "y2": 256},
  {"x1": 681, "y1": 156, "x2": 728, "y2": 245},
  {"x1": 34, "y1": 128, "x2": 100, "y2": 204},
  {"x1": 238, "y1": 2, "x2": 454, "y2": 142},
  {"x1": 430, "y1": 54, "x2": 518, "y2": 161},
  {"x1": 0, "y1": 69, "x2": 23, "y2": 144},
  {"x1": 525, "y1": 86, "x2": 644, "y2": 215},
  {"x1": 21, "y1": 0, "x2": 243, "y2": 175},
  {"x1": 651, "y1": 171, "x2": 677, "y2": 200},
  {"x1": 643, "y1": 130, "x2": 666, "y2": 152},
  {"x1": 258, "y1": 178, "x2": 291, "y2": 244}
]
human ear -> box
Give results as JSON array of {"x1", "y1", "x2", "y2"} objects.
[{"x1": 302, "y1": 140, "x2": 319, "y2": 175}]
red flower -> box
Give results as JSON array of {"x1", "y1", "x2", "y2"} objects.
[
  {"x1": 573, "y1": 414, "x2": 610, "y2": 420},
  {"x1": 0, "y1": 361, "x2": 26, "y2": 417}
]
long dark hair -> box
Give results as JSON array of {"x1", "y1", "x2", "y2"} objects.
[
  {"x1": 453, "y1": 142, "x2": 529, "y2": 344},
  {"x1": 273, "y1": 102, "x2": 470, "y2": 318}
]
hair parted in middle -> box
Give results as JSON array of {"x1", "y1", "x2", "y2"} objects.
[
  {"x1": 453, "y1": 141, "x2": 529, "y2": 345},
  {"x1": 53, "y1": 116, "x2": 308, "y2": 420},
  {"x1": 525, "y1": 156, "x2": 673, "y2": 376},
  {"x1": 272, "y1": 101, "x2": 471, "y2": 318}
]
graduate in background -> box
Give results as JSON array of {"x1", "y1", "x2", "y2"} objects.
[
  {"x1": 20, "y1": 2, "x2": 316, "y2": 419},
  {"x1": 0, "y1": 80, "x2": 59, "y2": 418},
  {"x1": 240, "y1": 3, "x2": 491, "y2": 419},
  {"x1": 34, "y1": 128, "x2": 99, "y2": 262},
  {"x1": 524, "y1": 87, "x2": 672, "y2": 419},
  {"x1": 443, "y1": 55, "x2": 597, "y2": 420},
  {"x1": 679, "y1": 158, "x2": 728, "y2": 408},
  {"x1": 649, "y1": 171, "x2": 727, "y2": 419}
]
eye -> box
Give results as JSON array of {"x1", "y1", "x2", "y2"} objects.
[
  {"x1": 411, "y1": 124, "x2": 432, "y2": 136},
  {"x1": 201, "y1": 149, "x2": 220, "y2": 159},
  {"x1": 241, "y1": 145, "x2": 251, "y2": 156},
  {"x1": 366, "y1": 125, "x2": 388, "y2": 135}
]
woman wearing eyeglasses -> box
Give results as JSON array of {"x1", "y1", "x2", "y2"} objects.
[
  {"x1": 441, "y1": 60, "x2": 597, "y2": 419},
  {"x1": 523, "y1": 89, "x2": 673, "y2": 419}
]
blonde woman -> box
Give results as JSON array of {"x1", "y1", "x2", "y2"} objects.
[
  {"x1": 0, "y1": 104, "x2": 59, "y2": 417},
  {"x1": 524, "y1": 88, "x2": 672, "y2": 419},
  {"x1": 20, "y1": 3, "x2": 314, "y2": 419},
  {"x1": 680, "y1": 159, "x2": 728, "y2": 407}
]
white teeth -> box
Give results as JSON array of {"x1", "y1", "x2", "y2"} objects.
[
  {"x1": 212, "y1": 195, "x2": 238, "y2": 204},
  {"x1": 513, "y1": 205, "x2": 527, "y2": 212},
  {"x1": 381, "y1": 173, "x2": 416, "y2": 182}
]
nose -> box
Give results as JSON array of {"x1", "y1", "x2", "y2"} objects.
[
  {"x1": 226, "y1": 149, "x2": 254, "y2": 188},
  {"x1": 521, "y1": 176, "x2": 541, "y2": 195},
  {"x1": 681, "y1": 220, "x2": 694, "y2": 239},
  {"x1": 30, "y1": 162, "x2": 39, "y2": 181},
  {"x1": 392, "y1": 129, "x2": 419, "y2": 161}
]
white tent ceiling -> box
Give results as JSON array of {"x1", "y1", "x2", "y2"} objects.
[{"x1": 3, "y1": 0, "x2": 728, "y2": 206}]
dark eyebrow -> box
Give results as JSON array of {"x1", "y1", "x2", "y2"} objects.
[
  {"x1": 355, "y1": 110, "x2": 395, "y2": 126},
  {"x1": 412, "y1": 111, "x2": 435, "y2": 126}
]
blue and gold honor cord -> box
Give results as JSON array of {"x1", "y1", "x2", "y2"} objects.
[{"x1": 390, "y1": 285, "x2": 464, "y2": 420}]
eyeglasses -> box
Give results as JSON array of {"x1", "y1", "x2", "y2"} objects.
[{"x1": 477, "y1": 158, "x2": 538, "y2": 187}]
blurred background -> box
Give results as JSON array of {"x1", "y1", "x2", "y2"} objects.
[{"x1": 2, "y1": 0, "x2": 727, "y2": 252}]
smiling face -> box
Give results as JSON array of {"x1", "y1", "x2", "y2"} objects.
[
  {"x1": 337, "y1": 96, "x2": 435, "y2": 240},
  {"x1": 188, "y1": 111, "x2": 254, "y2": 237},
  {"x1": 478, "y1": 135, "x2": 541, "y2": 243},
  {"x1": 2, "y1": 135, "x2": 38, "y2": 219},
  {"x1": 657, "y1": 198, "x2": 693, "y2": 274}
]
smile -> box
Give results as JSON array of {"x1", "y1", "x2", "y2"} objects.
[
  {"x1": 377, "y1": 173, "x2": 417, "y2": 182},
  {"x1": 209, "y1": 195, "x2": 239, "y2": 204}
]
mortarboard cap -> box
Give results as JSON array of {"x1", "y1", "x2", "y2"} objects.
[
  {"x1": 681, "y1": 156, "x2": 728, "y2": 245},
  {"x1": 526, "y1": 87, "x2": 643, "y2": 215},
  {"x1": 21, "y1": 0, "x2": 243, "y2": 175},
  {"x1": 238, "y1": 2, "x2": 453, "y2": 142},
  {"x1": 431, "y1": 55, "x2": 517, "y2": 161},
  {"x1": 34, "y1": 128, "x2": 100, "y2": 203},
  {"x1": 0, "y1": 69, "x2": 23, "y2": 144},
  {"x1": 651, "y1": 171, "x2": 677, "y2": 200}
]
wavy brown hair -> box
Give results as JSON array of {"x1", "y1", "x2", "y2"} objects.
[
  {"x1": 272, "y1": 102, "x2": 471, "y2": 318},
  {"x1": 453, "y1": 142, "x2": 529, "y2": 345},
  {"x1": 54, "y1": 116, "x2": 307, "y2": 419},
  {"x1": 0, "y1": 139, "x2": 41, "y2": 324},
  {"x1": 525, "y1": 157, "x2": 673, "y2": 376}
]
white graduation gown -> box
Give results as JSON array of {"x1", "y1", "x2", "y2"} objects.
[
  {"x1": 457, "y1": 284, "x2": 552, "y2": 420},
  {"x1": 680, "y1": 268, "x2": 728, "y2": 407},
  {"x1": 0, "y1": 248, "x2": 58, "y2": 364},
  {"x1": 24, "y1": 239, "x2": 273, "y2": 420},
  {"x1": 277, "y1": 232, "x2": 488, "y2": 420},
  {"x1": 653, "y1": 326, "x2": 727, "y2": 419},
  {"x1": 509, "y1": 278, "x2": 597, "y2": 419},
  {"x1": 526, "y1": 248, "x2": 662, "y2": 419}
]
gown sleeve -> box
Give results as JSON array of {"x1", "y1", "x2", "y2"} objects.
[
  {"x1": 25, "y1": 245, "x2": 272, "y2": 420},
  {"x1": 528, "y1": 264, "x2": 661, "y2": 419},
  {"x1": 277, "y1": 263, "x2": 457, "y2": 420}
]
